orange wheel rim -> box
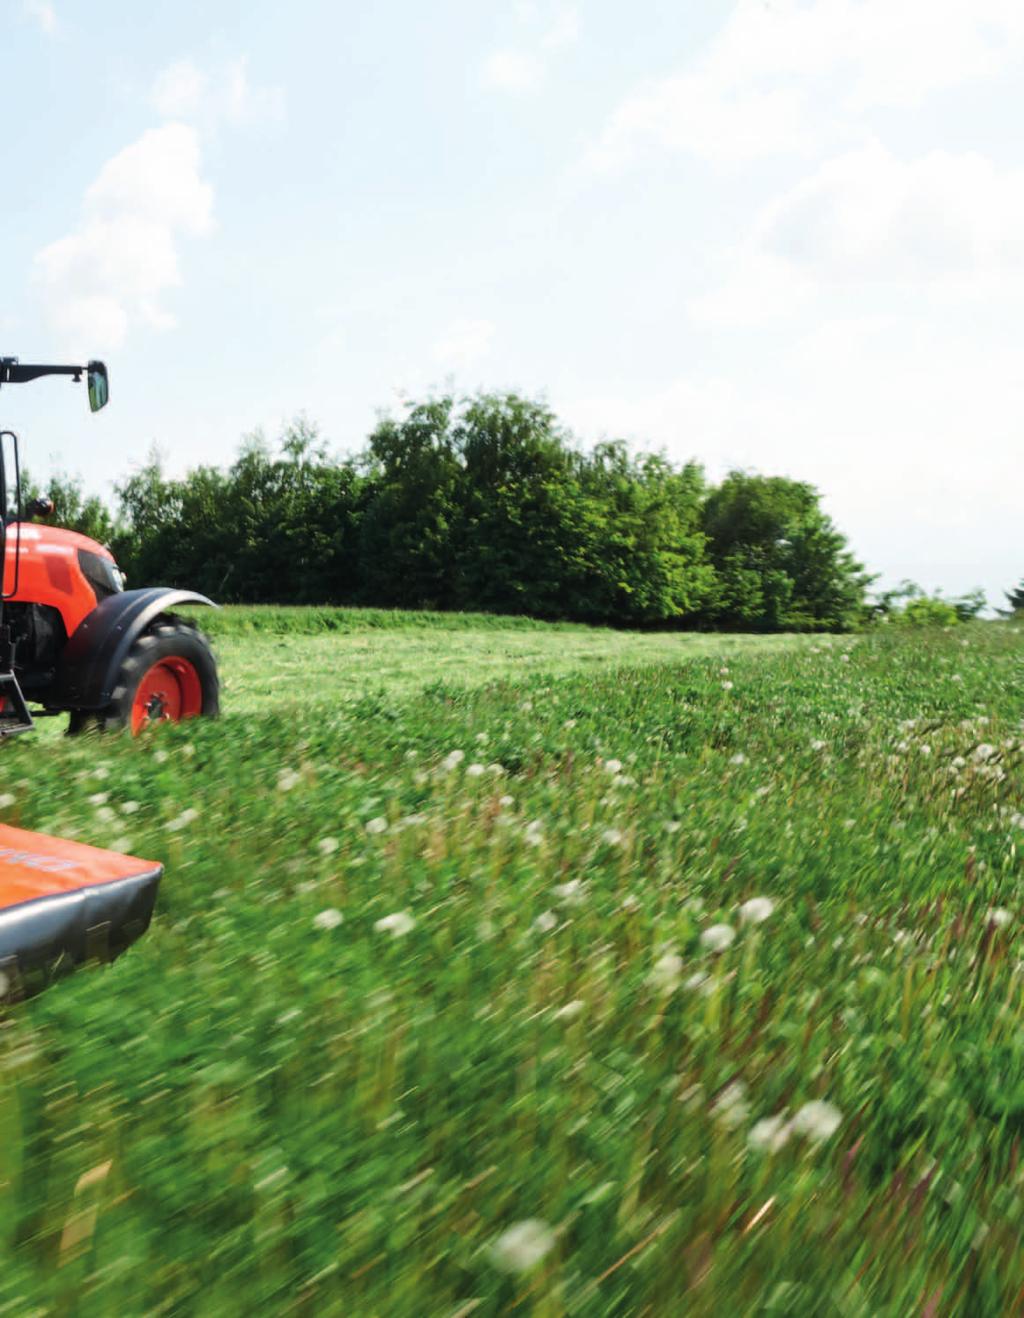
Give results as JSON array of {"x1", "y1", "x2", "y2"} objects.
[{"x1": 131, "y1": 657, "x2": 203, "y2": 734}]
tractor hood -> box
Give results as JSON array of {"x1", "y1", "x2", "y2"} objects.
[{"x1": 5, "y1": 523, "x2": 117, "y2": 561}]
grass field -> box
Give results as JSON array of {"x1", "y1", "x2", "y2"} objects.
[{"x1": 1, "y1": 611, "x2": 1023, "y2": 1314}]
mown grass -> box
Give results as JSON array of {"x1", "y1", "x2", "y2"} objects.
[{"x1": 0, "y1": 619, "x2": 1022, "y2": 1314}]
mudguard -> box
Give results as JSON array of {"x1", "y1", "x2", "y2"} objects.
[
  {"x1": 0, "y1": 824, "x2": 162, "y2": 993},
  {"x1": 48, "y1": 587, "x2": 217, "y2": 710}
]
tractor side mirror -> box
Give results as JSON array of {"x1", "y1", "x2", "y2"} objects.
[
  {"x1": 87, "y1": 361, "x2": 109, "y2": 412},
  {"x1": 26, "y1": 497, "x2": 55, "y2": 520}
]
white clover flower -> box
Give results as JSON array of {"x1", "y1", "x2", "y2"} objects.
[
  {"x1": 533, "y1": 910, "x2": 557, "y2": 934},
  {"x1": 563, "y1": 718, "x2": 577, "y2": 729},
  {"x1": 520, "y1": 700, "x2": 533, "y2": 713},
  {"x1": 621, "y1": 893, "x2": 640, "y2": 912},
  {"x1": 474, "y1": 732, "x2": 489, "y2": 744},
  {"x1": 109, "y1": 836, "x2": 134, "y2": 854},
  {"x1": 95, "y1": 806, "x2": 117, "y2": 825},
  {"x1": 364, "y1": 816, "x2": 388, "y2": 835},
  {"x1": 791, "y1": 1100, "x2": 842, "y2": 1143},
  {"x1": 810, "y1": 739, "x2": 827, "y2": 752},
  {"x1": 375, "y1": 911, "x2": 416, "y2": 937},
  {"x1": 0, "y1": 793, "x2": 14, "y2": 810},
  {"x1": 748, "y1": 1113, "x2": 791, "y2": 1153},
  {"x1": 663, "y1": 819, "x2": 681, "y2": 834},
  {"x1": 1010, "y1": 813, "x2": 1024, "y2": 831},
  {"x1": 739, "y1": 897, "x2": 775, "y2": 925},
  {"x1": 973, "y1": 744, "x2": 997, "y2": 763},
  {"x1": 499, "y1": 794, "x2": 515, "y2": 809},
  {"x1": 603, "y1": 758, "x2": 623, "y2": 774},
  {"x1": 486, "y1": 763, "x2": 506, "y2": 776},
  {"x1": 524, "y1": 820, "x2": 544, "y2": 847},
  {"x1": 277, "y1": 769, "x2": 301, "y2": 792},
  {"x1": 988, "y1": 907, "x2": 1013, "y2": 928},
  {"x1": 711, "y1": 1081, "x2": 749, "y2": 1128},
  {"x1": 700, "y1": 923, "x2": 736, "y2": 953},
  {"x1": 648, "y1": 951, "x2": 683, "y2": 993},
  {"x1": 93, "y1": 765, "x2": 111, "y2": 779},
  {"x1": 317, "y1": 836, "x2": 339, "y2": 856},
  {"x1": 729, "y1": 753, "x2": 746, "y2": 766},
  {"x1": 88, "y1": 792, "x2": 109, "y2": 806},
  {"x1": 489, "y1": 1219, "x2": 556, "y2": 1274},
  {"x1": 165, "y1": 807, "x2": 199, "y2": 833},
  {"x1": 601, "y1": 828, "x2": 624, "y2": 846},
  {"x1": 612, "y1": 773, "x2": 636, "y2": 787},
  {"x1": 554, "y1": 999, "x2": 584, "y2": 1022},
  {"x1": 721, "y1": 681, "x2": 734, "y2": 691},
  {"x1": 441, "y1": 750, "x2": 465, "y2": 772},
  {"x1": 466, "y1": 763, "x2": 486, "y2": 778},
  {"x1": 313, "y1": 908, "x2": 344, "y2": 932},
  {"x1": 121, "y1": 800, "x2": 140, "y2": 815},
  {"x1": 683, "y1": 970, "x2": 709, "y2": 992},
  {"x1": 839, "y1": 653, "x2": 851, "y2": 663},
  {"x1": 553, "y1": 879, "x2": 586, "y2": 907}
]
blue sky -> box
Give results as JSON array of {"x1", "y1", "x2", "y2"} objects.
[{"x1": 2, "y1": 0, "x2": 1022, "y2": 607}]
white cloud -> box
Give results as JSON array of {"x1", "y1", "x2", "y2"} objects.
[
  {"x1": 692, "y1": 144, "x2": 1024, "y2": 325},
  {"x1": 481, "y1": 50, "x2": 545, "y2": 93},
  {"x1": 151, "y1": 60, "x2": 208, "y2": 119},
  {"x1": 587, "y1": 0, "x2": 1024, "y2": 169},
  {"x1": 433, "y1": 318, "x2": 495, "y2": 370},
  {"x1": 33, "y1": 124, "x2": 214, "y2": 352},
  {"x1": 24, "y1": 0, "x2": 57, "y2": 34},
  {"x1": 482, "y1": 3, "x2": 580, "y2": 93},
  {"x1": 542, "y1": 5, "x2": 580, "y2": 51},
  {"x1": 150, "y1": 55, "x2": 285, "y2": 127}
]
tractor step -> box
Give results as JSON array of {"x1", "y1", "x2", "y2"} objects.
[{"x1": 0, "y1": 673, "x2": 34, "y2": 736}]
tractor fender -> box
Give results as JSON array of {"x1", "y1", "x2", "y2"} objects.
[{"x1": 49, "y1": 588, "x2": 218, "y2": 710}]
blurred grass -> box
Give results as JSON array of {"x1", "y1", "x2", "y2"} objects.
[{"x1": 0, "y1": 617, "x2": 1022, "y2": 1313}]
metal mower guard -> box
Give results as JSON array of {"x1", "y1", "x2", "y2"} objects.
[{"x1": 0, "y1": 823, "x2": 161, "y2": 996}]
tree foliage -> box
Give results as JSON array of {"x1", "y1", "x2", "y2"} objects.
[{"x1": 55, "y1": 392, "x2": 873, "y2": 630}]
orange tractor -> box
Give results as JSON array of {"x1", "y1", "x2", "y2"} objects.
[{"x1": 0, "y1": 357, "x2": 219, "y2": 735}]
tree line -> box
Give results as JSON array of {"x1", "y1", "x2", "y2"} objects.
[{"x1": 27, "y1": 392, "x2": 876, "y2": 630}]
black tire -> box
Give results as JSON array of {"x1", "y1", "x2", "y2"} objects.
[{"x1": 67, "y1": 616, "x2": 219, "y2": 734}]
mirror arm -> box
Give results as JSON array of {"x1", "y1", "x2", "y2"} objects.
[{"x1": 0, "y1": 362, "x2": 85, "y2": 386}]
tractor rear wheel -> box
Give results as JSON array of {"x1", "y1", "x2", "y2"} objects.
[{"x1": 68, "y1": 618, "x2": 219, "y2": 735}]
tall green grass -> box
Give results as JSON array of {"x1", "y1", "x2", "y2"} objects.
[
  {"x1": 0, "y1": 621, "x2": 1021, "y2": 1313},
  {"x1": 198, "y1": 604, "x2": 598, "y2": 638}
]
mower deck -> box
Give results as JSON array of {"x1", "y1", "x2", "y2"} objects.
[{"x1": 0, "y1": 824, "x2": 162, "y2": 994}]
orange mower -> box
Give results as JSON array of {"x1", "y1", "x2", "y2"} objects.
[{"x1": 0, "y1": 356, "x2": 219, "y2": 736}]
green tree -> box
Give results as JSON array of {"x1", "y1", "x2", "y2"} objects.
[
  {"x1": 700, "y1": 472, "x2": 869, "y2": 630},
  {"x1": 999, "y1": 579, "x2": 1024, "y2": 618}
]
